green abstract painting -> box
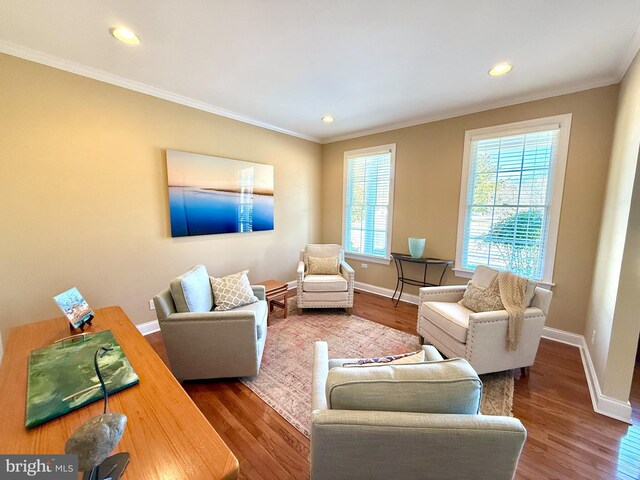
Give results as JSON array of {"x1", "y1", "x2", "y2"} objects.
[{"x1": 26, "y1": 330, "x2": 139, "y2": 428}]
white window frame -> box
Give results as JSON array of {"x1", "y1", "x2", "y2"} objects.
[
  {"x1": 342, "y1": 144, "x2": 396, "y2": 265},
  {"x1": 454, "y1": 114, "x2": 572, "y2": 288}
]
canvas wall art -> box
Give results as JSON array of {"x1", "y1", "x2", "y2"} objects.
[{"x1": 166, "y1": 149, "x2": 274, "y2": 237}]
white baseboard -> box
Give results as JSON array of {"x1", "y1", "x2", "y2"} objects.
[
  {"x1": 354, "y1": 280, "x2": 420, "y2": 305},
  {"x1": 137, "y1": 319, "x2": 160, "y2": 336},
  {"x1": 540, "y1": 326, "x2": 585, "y2": 347},
  {"x1": 578, "y1": 338, "x2": 633, "y2": 423},
  {"x1": 541, "y1": 326, "x2": 631, "y2": 423}
]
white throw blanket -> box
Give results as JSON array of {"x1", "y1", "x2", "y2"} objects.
[{"x1": 498, "y1": 271, "x2": 528, "y2": 351}]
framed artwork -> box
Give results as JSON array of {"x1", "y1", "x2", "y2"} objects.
[{"x1": 166, "y1": 149, "x2": 274, "y2": 237}]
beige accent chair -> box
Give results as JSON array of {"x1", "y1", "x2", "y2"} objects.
[
  {"x1": 417, "y1": 269, "x2": 553, "y2": 375},
  {"x1": 297, "y1": 244, "x2": 354, "y2": 313},
  {"x1": 311, "y1": 341, "x2": 527, "y2": 480},
  {"x1": 153, "y1": 265, "x2": 267, "y2": 381}
]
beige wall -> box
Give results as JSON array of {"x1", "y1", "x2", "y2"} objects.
[
  {"x1": 585, "y1": 50, "x2": 640, "y2": 401},
  {"x1": 0, "y1": 54, "x2": 322, "y2": 336},
  {"x1": 322, "y1": 86, "x2": 619, "y2": 334}
]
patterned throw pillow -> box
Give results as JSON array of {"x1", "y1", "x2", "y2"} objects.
[
  {"x1": 458, "y1": 279, "x2": 504, "y2": 313},
  {"x1": 210, "y1": 270, "x2": 258, "y2": 311},
  {"x1": 307, "y1": 256, "x2": 340, "y2": 275},
  {"x1": 343, "y1": 350, "x2": 426, "y2": 367}
]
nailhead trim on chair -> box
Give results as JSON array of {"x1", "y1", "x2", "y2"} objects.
[
  {"x1": 419, "y1": 288, "x2": 467, "y2": 299},
  {"x1": 297, "y1": 274, "x2": 355, "y2": 309},
  {"x1": 297, "y1": 269, "x2": 304, "y2": 308},
  {"x1": 466, "y1": 314, "x2": 546, "y2": 361}
]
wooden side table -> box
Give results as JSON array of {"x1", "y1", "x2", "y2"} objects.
[{"x1": 257, "y1": 280, "x2": 288, "y2": 322}]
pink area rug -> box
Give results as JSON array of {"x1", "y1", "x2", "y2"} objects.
[{"x1": 240, "y1": 305, "x2": 513, "y2": 437}]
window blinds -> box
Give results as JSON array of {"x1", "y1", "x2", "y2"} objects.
[
  {"x1": 461, "y1": 128, "x2": 559, "y2": 280},
  {"x1": 344, "y1": 150, "x2": 392, "y2": 258}
]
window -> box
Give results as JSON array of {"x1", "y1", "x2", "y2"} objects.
[
  {"x1": 455, "y1": 115, "x2": 571, "y2": 285},
  {"x1": 343, "y1": 144, "x2": 396, "y2": 263}
]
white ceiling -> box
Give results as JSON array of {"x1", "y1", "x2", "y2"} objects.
[{"x1": 1, "y1": 1, "x2": 639, "y2": 143}]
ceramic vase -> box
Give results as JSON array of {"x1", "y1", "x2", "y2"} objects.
[{"x1": 408, "y1": 237, "x2": 426, "y2": 258}]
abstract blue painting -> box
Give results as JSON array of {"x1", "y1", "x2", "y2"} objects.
[{"x1": 166, "y1": 150, "x2": 274, "y2": 237}]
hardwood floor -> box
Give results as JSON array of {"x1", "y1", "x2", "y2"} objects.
[{"x1": 146, "y1": 290, "x2": 640, "y2": 479}]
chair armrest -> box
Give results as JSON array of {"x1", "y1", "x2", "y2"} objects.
[
  {"x1": 160, "y1": 309, "x2": 257, "y2": 324},
  {"x1": 422, "y1": 345, "x2": 444, "y2": 361},
  {"x1": 153, "y1": 288, "x2": 176, "y2": 322},
  {"x1": 419, "y1": 285, "x2": 467, "y2": 304},
  {"x1": 251, "y1": 285, "x2": 266, "y2": 301},
  {"x1": 339, "y1": 260, "x2": 354, "y2": 283},
  {"x1": 531, "y1": 286, "x2": 553, "y2": 316},
  {"x1": 297, "y1": 260, "x2": 305, "y2": 282},
  {"x1": 312, "y1": 341, "x2": 330, "y2": 412},
  {"x1": 468, "y1": 307, "x2": 545, "y2": 324}
]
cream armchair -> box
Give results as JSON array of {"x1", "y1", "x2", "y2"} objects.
[
  {"x1": 417, "y1": 280, "x2": 552, "y2": 375},
  {"x1": 311, "y1": 341, "x2": 527, "y2": 480},
  {"x1": 297, "y1": 244, "x2": 354, "y2": 313}
]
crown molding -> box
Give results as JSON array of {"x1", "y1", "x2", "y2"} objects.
[
  {"x1": 616, "y1": 22, "x2": 640, "y2": 82},
  {"x1": 320, "y1": 76, "x2": 619, "y2": 144},
  {"x1": 0, "y1": 39, "x2": 630, "y2": 147},
  {"x1": 0, "y1": 40, "x2": 321, "y2": 143}
]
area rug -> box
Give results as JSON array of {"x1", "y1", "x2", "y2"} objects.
[{"x1": 240, "y1": 305, "x2": 514, "y2": 437}]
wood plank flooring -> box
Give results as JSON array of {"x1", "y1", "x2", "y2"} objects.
[{"x1": 146, "y1": 290, "x2": 640, "y2": 480}]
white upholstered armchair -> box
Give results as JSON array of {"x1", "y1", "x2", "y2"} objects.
[
  {"x1": 310, "y1": 341, "x2": 527, "y2": 480},
  {"x1": 297, "y1": 244, "x2": 355, "y2": 313},
  {"x1": 417, "y1": 273, "x2": 552, "y2": 375}
]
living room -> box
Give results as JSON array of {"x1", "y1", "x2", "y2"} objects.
[{"x1": 0, "y1": 1, "x2": 639, "y2": 479}]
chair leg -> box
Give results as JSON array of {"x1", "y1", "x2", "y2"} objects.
[
  {"x1": 345, "y1": 307, "x2": 352, "y2": 315},
  {"x1": 520, "y1": 366, "x2": 530, "y2": 377},
  {"x1": 418, "y1": 335, "x2": 425, "y2": 344}
]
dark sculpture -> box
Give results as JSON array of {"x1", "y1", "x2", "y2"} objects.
[{"x1": 65, "y1": 347, "x2": 130, "y2": 480}]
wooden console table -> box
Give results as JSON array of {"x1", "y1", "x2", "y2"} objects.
[
  {"x1": 390, "y1": 253, "x2": 453, "y2": 306},
  {"x1": 0, "y1": 306, "x2": 238, "y2": 479}
]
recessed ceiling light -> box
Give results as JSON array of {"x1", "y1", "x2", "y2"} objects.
[
  {"x1": 110, "y1": 26, "x2": 140, "y2": 45},
  {"x1": 321, "y1": 115, "x2": 335, "y2": 123},
  {"x1": 488, "y1": 63, "x2": 512, "y2": 76}
]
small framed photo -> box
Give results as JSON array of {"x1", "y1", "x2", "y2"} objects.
[{"x1": 53, "y1": 287, "x2": 94, "y2": 329}]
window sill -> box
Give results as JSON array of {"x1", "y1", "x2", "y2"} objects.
[
  {"x1": 345, "y1": 253, "x2": 391, "y2": 265},
  {"x1": 452, "y1": 267, "x2": 555, "y2": 290}
]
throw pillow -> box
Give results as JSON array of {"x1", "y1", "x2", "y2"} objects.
[
  {"x1": 343, "y1": 350, "x2": 426, "y2": 367},
  {"x1": 210, "y1": 270, "x2": 258, "y2": 311},
  {"x1": 307, "y1": 256, "x2": 340, "y2": 275},
  {"x1": 459, "y1": 279, "x2": 504, "y2": 313},
  {"x1": 470, "y1": 264, "x2": 500, "y2": 288}
]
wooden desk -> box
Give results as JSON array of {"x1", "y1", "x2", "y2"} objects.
[{"x1": 0, "y1": 306, "x2": 238, "y2": 479}]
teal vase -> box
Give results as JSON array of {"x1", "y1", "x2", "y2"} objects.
[{"x1": 408, "y1": 237, "x2": 426, "y2": 258}]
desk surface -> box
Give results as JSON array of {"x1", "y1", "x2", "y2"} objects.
[{"x1": 0, "y1": 306, "x2": 238, "y2": 479}]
